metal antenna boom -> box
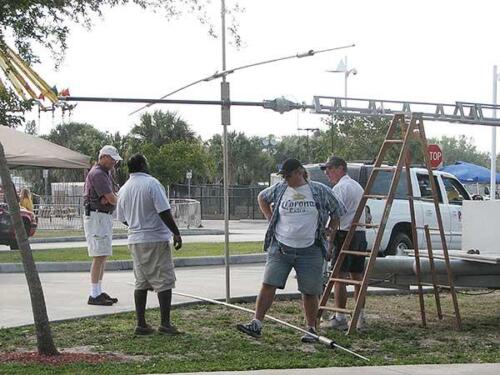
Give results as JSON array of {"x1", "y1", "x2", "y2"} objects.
[{"x1": 128, "y1": 44, "x2": 355, "y2": 116}]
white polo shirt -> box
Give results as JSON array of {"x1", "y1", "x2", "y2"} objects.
[
  {"x1": 116, "y1": 172, "x2": 172, "y2": 245},
  {"x1": 332, "y1": 174, "x2": 365, "y2": 231}
]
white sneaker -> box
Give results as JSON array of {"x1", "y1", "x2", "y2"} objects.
[{"x1": 323, "y1": 317, "x2": 348, "y2": 331}]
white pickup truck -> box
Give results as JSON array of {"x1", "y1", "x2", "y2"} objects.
[{"x1": 272, "y1": 163, "x2": 471, "y2": 256}]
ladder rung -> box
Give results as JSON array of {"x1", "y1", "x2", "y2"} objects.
[
  {"x1": 319, "y1": 306, "x2": 353, "y2": 314},
  {"x1": 330, "y1": 278, "x2": 363, "y2": 286},
  {"x1": 441, "y1": 313, "x2": 459, "y2": 318},
  {"x1": 384, "y1": 139, "x2": 404, "y2": 144},
  {"x1": 373, "y1": 166, "x2": 396, "y2": 172},
  {"x1": 353, "y1": 222, "x2": 379, "y2": 228},
  {"x1": 341, "y1": 250, "x2": 371, "y2": 257},
  {"x1": 364, "y1": 194, "x2": 387, "y2": 199}
]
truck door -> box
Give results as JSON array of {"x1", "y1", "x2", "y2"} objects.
[
  {"x1": 416, "y1": 172, "x2": 451, "y2": 249},
  {"x1": 441, "y1": 176, "x2": 470, "y2": 250}
]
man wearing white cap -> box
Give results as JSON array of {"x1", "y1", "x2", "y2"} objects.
[{"x1": 83, "y1": 145, "x2": 122, "y2": 306}]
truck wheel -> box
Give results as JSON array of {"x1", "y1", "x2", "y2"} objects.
[{"x1": 387, "y1": 232, "x2": 412, "y2": 256}]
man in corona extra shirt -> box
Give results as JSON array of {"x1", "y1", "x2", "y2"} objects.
[{"x1": 237, "y1": 158, "x2": 345, "y2": 343}]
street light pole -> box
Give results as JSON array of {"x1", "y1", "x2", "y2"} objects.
[{"x1": 326, "y1": 56, "x2": 357, "y2": 107}]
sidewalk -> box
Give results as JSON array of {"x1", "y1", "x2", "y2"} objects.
[
  {"x1": 159, "y1": 363, "x2": 500, "y2": 375},
  {"x1": 0, "y1": 263, "x2": 294, "y2": 328}
]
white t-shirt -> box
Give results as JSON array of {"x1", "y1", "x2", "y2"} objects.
[
  {"x1": 275, "y1": 184, "x2": 319, "y2": 248},
  {"x1": 332, "y1": 174, "x2": 365, "y2": 231},
  {"x1": 116, "y1": 172, "x2": 172, "y2": 245}
]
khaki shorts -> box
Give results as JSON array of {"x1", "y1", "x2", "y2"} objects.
[
  {"x1": 83, "y1": 211, "x2": 113, "y2": 257},
  {"x1": 129, "y1": 241, "x2": 176, "y2": 292}
]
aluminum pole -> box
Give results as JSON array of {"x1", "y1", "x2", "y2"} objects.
[
  {"x1": 221, "y1": 0, "x2": 231, "y2": 303},
  {"x1": 172, "y1": 291, "x2": 370, "y2": 361},
  {"x1": 492, "y1": 65, "x2": 498, "y2": 200},
  {"x1": 344, "y1": 56, "x2": 348, "y2": 107}
]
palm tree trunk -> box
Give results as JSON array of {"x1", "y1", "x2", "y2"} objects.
[{"x1": 0, "y1": 142, "x2": 58, "y2": 356}]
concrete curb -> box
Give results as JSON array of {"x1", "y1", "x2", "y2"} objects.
[
  {"x1": 0, "y1": 253, "x2": 267, "y2": 273},
  {"x1": 30, "y1": 228, "x2": 225, "y2": 244}
]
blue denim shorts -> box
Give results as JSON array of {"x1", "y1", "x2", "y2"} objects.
[{"x1": 263, "y1": 241, "x2": 324, "y2": 296}]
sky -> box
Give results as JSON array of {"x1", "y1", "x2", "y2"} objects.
[{"x1": 25, "y1": 0, "x2": 500, "y2": 154}]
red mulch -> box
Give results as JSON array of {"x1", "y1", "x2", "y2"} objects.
[{"x1": 0, "y1": 351, "x2": 118, "y2": 365}]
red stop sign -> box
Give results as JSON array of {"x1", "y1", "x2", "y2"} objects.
[{"x1": 428, "y1": 144, "x2": 443, "y2": 169}]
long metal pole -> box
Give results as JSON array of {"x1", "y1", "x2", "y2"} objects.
[
  {"x1": 221, "y1": 0, "x2": 231, "y2": 303},
  {"x1": 492, "y1": 65, "x2": 498, "y2": 200},
  {"x1": 344, "y1": 56, "x2": 348, "y2": 107},
  {"x1": 172, "y1": 291, "x2": 370, "y2": 361}
]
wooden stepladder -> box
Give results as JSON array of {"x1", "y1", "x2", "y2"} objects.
[{"x1": 318, "y1": 113, "x2": 462, "y2": 335}]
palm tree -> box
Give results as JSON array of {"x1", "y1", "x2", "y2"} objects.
[{"x1": 130, "y1": 110, "x2": 195, "y2": 148}]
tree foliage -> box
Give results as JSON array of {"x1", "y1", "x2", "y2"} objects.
[
  {"x1": 0, "y1": 86, "x2": 34, "y2": 127},
  {"x1": 141, "y1": 140, "x2": 214, "y2": 186},
  {"x1": 206, "y1": 131, "x2": 273, "y2": 185},
  {"x1": 429, "y1": 135, "x2": 489, "y2": 167},
  {"x1": 0, "y1": 0, "x2": 241, "y2": 65},
  {"x1": 44, "y1": 122, "x2": 110, "y2": 162},
  {"x1": 129, "y1": 110, "x2": 196, "y2": 149}
]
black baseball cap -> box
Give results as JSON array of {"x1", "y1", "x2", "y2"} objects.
[
  {"x1": 320, "y1": 156, "x2": 347, "y2": 170},
  {"x1": 278, "y1": 158, "x2": 303, "y2": 175}
]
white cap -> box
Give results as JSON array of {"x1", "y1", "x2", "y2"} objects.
[{"x1": 99, "y1": 145, "x2": 122, "y2": 161}]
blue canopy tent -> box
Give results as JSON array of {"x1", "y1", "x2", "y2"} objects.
[{"x1": 440, "y1": 161, "x2": 500, "y2": 184}]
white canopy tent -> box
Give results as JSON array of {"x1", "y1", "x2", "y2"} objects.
[{"x1": 0, "y1": 126, "x2": 90, "y2": 169}]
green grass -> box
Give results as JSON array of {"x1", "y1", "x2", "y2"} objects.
[
  {"x1": 0, "y1": 291, "x2": 499, "y2": 374},
  {"x1": 0, "y1": 242, "x2": 263, "y2": 263}
]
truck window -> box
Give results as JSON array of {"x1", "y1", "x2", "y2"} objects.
[
  {"x1": 416, "y1": 173, "x2": 443, "y2": 203},
  {"x1": 307, "y1": 166, "x2": 332, "y2": 187},
  {"x1": 442, "y1": 176, "x2": 469, "y2": 205},
  {"x1": 370, "y1": 171, "x2": 408, "y2": 199}
]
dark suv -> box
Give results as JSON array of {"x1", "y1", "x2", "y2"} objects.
[{"x1": 0, "y1": 203, "x2": 37, "y2": 250}]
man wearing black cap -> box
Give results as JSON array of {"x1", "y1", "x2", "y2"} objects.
[
  {"x1": 320, "y1": 155, "x2": 367, "y2": 331},
  {"x1": 236, "y1": 158, "x2": 345, "y2": 343}
]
